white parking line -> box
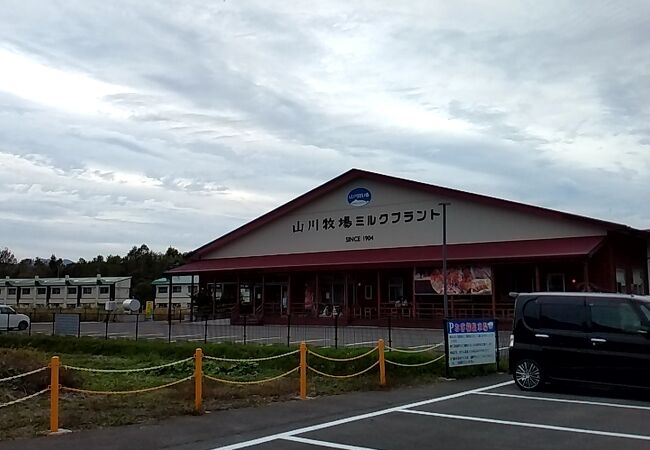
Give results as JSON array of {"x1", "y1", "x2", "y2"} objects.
[
  {"x1": 399, "y1": 409, "x2": 650, "y2": 441},
  {"x1": 476, "y1": 392, "x2": 650, "y2": 411},
  {"x1": 408, "y1": 343, "x2": 443, "y2": 349},
  {"x1": 345, "y1": 341, "x2": 376, "y2": 347},
  {"x1": 210, "y1": 380, "x2": 513, "y2": 449},
  {"x1": 236, "y1": 337, "x2": 278, "y2": 343},
  {"x1": 170, "y1": 334, "x2": 204, "y2": 339},
  {"x1": 207, "y1": 335, "x2": 238, "y2": 341},
  {"x1": 289, "y1": 339, "x2": 325, "y2": 345},
  {"x1": 281, "y1": 436, "x2": 378, "y2": 450}
]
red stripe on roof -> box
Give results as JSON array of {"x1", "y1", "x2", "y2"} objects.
[{"x1": 169, "y1": 236, "x2": 604, "y2": 274}]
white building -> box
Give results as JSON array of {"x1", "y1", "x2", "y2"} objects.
[
  {"x1": 0, "y1": 275, "x2": 131, "y2": 308},
  {"x1": 152, "y1": 275, "x2": 198, "y2": 308}
]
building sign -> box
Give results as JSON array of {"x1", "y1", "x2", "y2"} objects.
[
  {"x1": 291, "y1": 208, "x2": 441, "y2": 234},
  {"x1": 446, "y1": 319, "x2": 496, "y2": 368},
  {"x1": 415, "y1": 266, "x2": 492, "y2": 295},
  {"x1": 347, "y1": 187, "x2": 372, "y2": 207}
]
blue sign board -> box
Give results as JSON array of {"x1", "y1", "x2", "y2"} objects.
[
  {"x1": 448, "y1": 319, "x2": 495, "y2": 335},
  {"x1": 446, "y1": 319, "x2": 496, "y2": 368},
  {"x1": 347, "y1": 188, "x2": 371, "y2": 207}
]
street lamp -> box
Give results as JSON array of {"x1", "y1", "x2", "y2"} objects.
[{"x1": 439, "y1": 202, "x2": 451, "y2": 319}]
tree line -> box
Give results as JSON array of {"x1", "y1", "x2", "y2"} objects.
[{"x1": 0, "y1": 245, "x2": 188, "y2": 302}]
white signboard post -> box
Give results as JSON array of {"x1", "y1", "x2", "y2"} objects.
[{"x1": 445, "y1": 319, "x2": 497, "y2": 369}]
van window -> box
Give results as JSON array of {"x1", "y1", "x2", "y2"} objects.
[
  {"x1": 589, "y1": 299, "x2": 642, "y2": 334},
  {"x1": 638, "y1": 303, "x2": 650, "y2": 323},
  {"x1": 522, "y1": 299, "x2": 539, "y2": 328},
  {"x1": 538, "y1": 297, "x2": 585, "y2": 331}
]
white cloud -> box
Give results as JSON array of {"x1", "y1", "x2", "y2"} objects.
[
  {"x1": 0, "y1": 47, "x2": 129, "y2": 118},
  {"x1": 0, "y1": 0, "x2": 649, "y2": 260}
]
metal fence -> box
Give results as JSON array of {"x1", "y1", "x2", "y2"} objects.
[{"x1": 20, "y1": 312, "x2": 455, "y2": 349}]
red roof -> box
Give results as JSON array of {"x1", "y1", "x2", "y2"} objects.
[
  {"x1": 190, "y1": 169, "x2": 631, "y2": 260},
  {"x1": 169, "y1": 236, "x2": 604, "y2": 274}
]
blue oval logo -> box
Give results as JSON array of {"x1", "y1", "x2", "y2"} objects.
[{"x1": 347, "y1": 188, "x2": 371, "y2": 207}]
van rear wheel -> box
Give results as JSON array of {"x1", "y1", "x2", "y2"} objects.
[
  {"x1": 514, "y1": 359, "x2": 543, "y2": 391},
  {"x1": 17, "y1": 321, "x2": 28, "y2": 331}
]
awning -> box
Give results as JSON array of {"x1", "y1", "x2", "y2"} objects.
[{"x1": 168, "y1": 235, "x2": 605, "y2": 274}]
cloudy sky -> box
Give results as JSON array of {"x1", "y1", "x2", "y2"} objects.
[{"x1": 1, "y1": 1, "x2": 649, "y2": 260}]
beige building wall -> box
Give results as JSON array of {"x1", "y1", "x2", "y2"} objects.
[{"x1": 206, "y1": 178, "x2": 607, "y2": 259}]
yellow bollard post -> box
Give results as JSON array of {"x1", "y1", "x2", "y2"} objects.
[
  {"x1": 194, "y1": 348, "x2": 203, "y2": 413},
  {"x1": 299, "y1": 341, "x2": 307, "y2": 400},
  {"x1": 378, "y1": 339, "x2": 386, "y2": 386},
  {"x1": 50, "y1": 356, "x2": 60, "y2": 433}
]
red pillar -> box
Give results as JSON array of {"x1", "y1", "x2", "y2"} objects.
[{"x1": 412, "y1": 267, "x2": 416, "y2": 319}]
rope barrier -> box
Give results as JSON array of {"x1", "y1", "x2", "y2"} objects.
[
  {"x1": 0, "y1": 388, "x2": 49, "y2": 409},
  {"x1": 384, "y1": 354, "x2": 446, "y2": 367},
  {"x1": 204, "y1": 349, "x2": 299, "y2": 363},
  {"x1": 308, "y1": 361, "x2": 379, "y2": 379},
  {"x1": 60, "y1": 376, "x2": 193, "y2": 395},
  {"x1": 204, "y1": 367, "x2": 299, "y2": 385},
  {"x1": 62, "y1": 358, "x2": 194, "y2": 373},
  {"x1": 385, "y1": 343, "x2": 444, "y2": 353},
  {"x1": 0, "y1": 367, "x2": 47, "y2": 383},
  {"x1": 307, "y1": 347, "x2": 378, "y2": 362}
]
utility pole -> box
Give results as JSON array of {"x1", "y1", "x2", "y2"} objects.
[{"x1": 439, "y1": 202, "x2": 451, "y2": 319}]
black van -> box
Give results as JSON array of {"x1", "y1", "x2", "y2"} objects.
[{"x1": 509, "y1": 292, "x2": 650, "y2": 391}]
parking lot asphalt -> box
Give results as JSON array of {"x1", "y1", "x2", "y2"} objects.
[
  {"x1": 6, "y1": 374, "x2": 650, "y2": 450},
  {"x1": 28, "y1": 320, "x2": 515, "y2": 349}
]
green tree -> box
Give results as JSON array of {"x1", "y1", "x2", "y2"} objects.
[{"x1": 0, "y1": 247, "x2": 17, "y2": 265}]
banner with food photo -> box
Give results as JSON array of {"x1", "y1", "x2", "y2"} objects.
[{"x1": 414, "y1": 266, "x2": 492, "y2": 295}]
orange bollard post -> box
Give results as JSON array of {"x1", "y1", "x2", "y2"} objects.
[
  {"x1": 50, "y1": 356, "x2": 60, "y2": 433},
  {"x1": 194, "y1": 348, "x2": 203, "y2": 413},
  {"x1": 378, "y1": 339, "x2": 386, "y2": 386},
  {"x1": 299, "y1": 341, "x2": 307, "y2": 400}
]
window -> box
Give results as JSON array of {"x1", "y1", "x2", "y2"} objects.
[
  {"x1": 538, "y1": 297, "x2": 585, "y2": 331},
  {"x1": 546, "y1": 273, "x2": 565, "y2": 292},
  {"x1": 388, "y1": 277, "x2": 404, "y2": 302},
  {"x1": 21, "y1": 288, "x2": 31, "y2": 295},
  {"x1": 187, "y1": 286, "x2": 198, "y2": 293},
  {"x1": 67, "y1": 287, "x2": 77, "y2": 295},
  {"x1": 589, "y1": 299, "x2": 642, "y2": 334},
  {"x1": 616, "y1": 268, "x2": 626, "y2": 293},
  {"x1": 37, "y1": 288, "x2": 46, "y2": 295},
  {"x1": 638, "y1": 303, "x2": 650, "y2": 323},
  {"x1": 158, "y1": 286, "x2": 168, "y2": 294},
  {"x1": 632, "y1": 269, "x2": 645, "y2": 295},
  {"x1": 240, "y1": 283, "x2": 251, "y2": 304},
  {"x1": 0, "y1": 306, "x2": 15, "y2": 314},
  {"x1": 99, "y1": 287, "x2": 109, "y2": 295},
  {"x1": 8, "y1": 288, "x2": 16, "y2": 295},
  {"x1": 83, "y1": 287, "x2": 93, "y2": 295},
  {"x1": 0, "y1": 288, "x2": 2, "y2": 295},
  {"x1": 522, "y1": 299, "x2": 540, "y2": 328},
  {"x1": 213, "y1": 284, "x2": 223, "y2": 300},
  {"x1": 172, "y1": 286, "x2": 182, "y2": 293},
  {"x1": 51, "y1": 287, "x2": 61, "y2": 295}
]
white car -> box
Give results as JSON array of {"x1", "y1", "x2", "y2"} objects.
[{"x1": 0, "y1": 305, "x2": 30, "y2": 331}]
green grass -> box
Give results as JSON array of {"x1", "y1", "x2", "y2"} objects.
[{"x1": 0, "y1": 335, "x2": 503, "y2": 440}]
